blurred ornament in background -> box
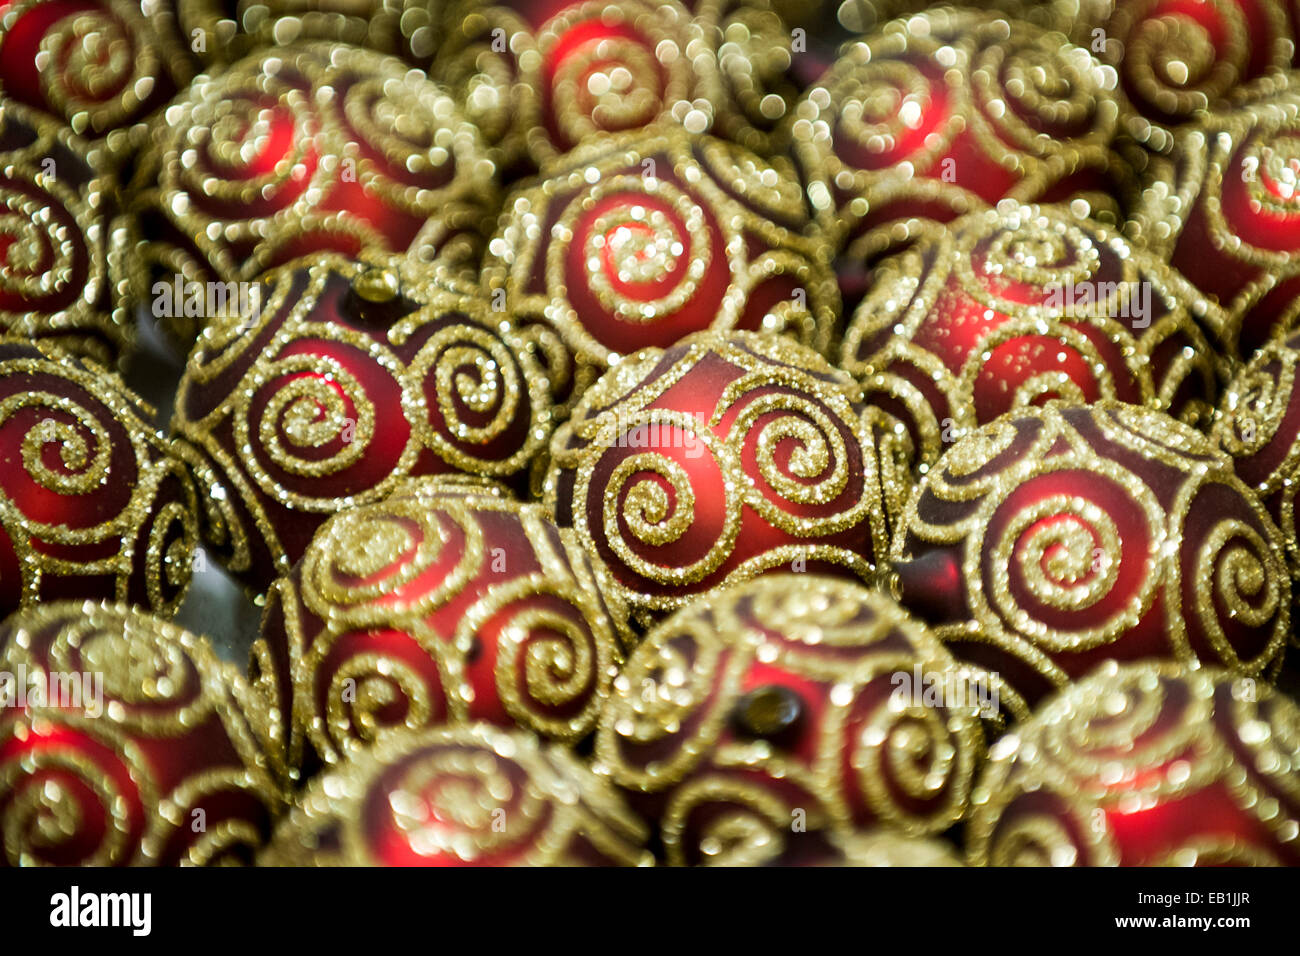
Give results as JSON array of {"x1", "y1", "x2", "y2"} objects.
[
  {"x1": 0, "y1": 342, "x2": 199, "y2": 619},
  {"x1": 126, "y1": 41, "x2": 498, "y2": 348},
  {"x1": 593, "y1": 575, "x2": 986, "y2": 866},
  {"x1": 892, "y1": 401, "x2": 1290, "y2": 719},
  {"x1": 1212, "y1": 327, "x2": 1300, "y2": 610},
  {"x1": 521, "y1": 0, "x2": 707, "y2": 164},
  {"x1": 0, "y1": 0, "x2": 196, "y2": 157},
  {"x1": 0, "y1": 98, "x2": 133, "y2": 363},
  {"x1": 261, "y1": 723, "x2": 653, "y2": 865},
  {"x1": 484, "y1": 126, "x2": 838, "y2": 410},
  {"x1": 255, "y1": 478, "x2": 629, "y2": 774},
  {"x1": 170, "y1": 253, "x2": 554, "y2": 592},
  {"x1": 968, "y1": 661, "x2": 1300, "y2": 866},
  {"x1": 1132, "y1": 83, "x2": 1300, "y2": 358},
  {"x1": 840, "y1": 202, "x2": 1225, "y2": 470},
  {"x1": 1047, "y1": 0, "x2": 1300, "y2": 155},
  {"x1": 786, "y1": 7, "x2": 1135, "y2": 307},
  {"x1": 545, "y1": 330, "x2": 910, "y2": 626},
  {"x1": 0, "y1": 601, "x2": 284, "y2": 866}
]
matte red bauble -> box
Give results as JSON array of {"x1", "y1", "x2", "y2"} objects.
[
  {"x1": 255, "y1": 478, "x2": 629, "y2": 773},
  {"x1": 171, "y1": 253, "x2": 554, "y2": 592},
  {"x1": 1135, "y1": 87, "x2": 1300, "y2": 357},
  {"x1": 969, "y1": 661, "x2": 1300, "y2": 866},
  {"x1": 0, "y1": 342, "x2": 199, "y2": 618},
  {"x1": 261, "y1": 723, "x2": 652, "y2": 866},
  {"x1": 892, "y1": 401, "x2": 1290, "y2": 719},
  {"x1": 841, "y1": 203, "x2": 1224, "y2": 468},
  {"x1": 787, "y1": 8, "x2": 1133, "y2": 271},
  {"x1": 484, "y1": 126, "x2": 838, "y2": 409},
  {"x1": 544, "y1": 330, "x2": 910, "y2": 625},
  {"x1": 127, "y1": 41, "x2": 498, "y2": 346},
  {"x1": 0, "y1": 602, "x2": 283, "y2": 866},
  {"x1": 593, "y1": 575, "x2": 985, "y2": 866},
  {"x1": 0, "y1": 99, "x2": 131, "y2": 362}
]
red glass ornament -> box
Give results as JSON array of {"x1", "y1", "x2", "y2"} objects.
[
  {"x1": 127, "y1": 41, "x2": 498, "y2": 347},
  {"x1": 788, "y1": 8, "x2": 1134, "y2": 280},
  {"x1": 0, "y1": 342, "x2": 199, "y2": 618},
  {"x1": 969, "y1": 661, "x2": 1300, "y2": 866},
  {"x1": 593, "y1": 575, "x2": 986, "y2": 866},
  {"x1": 171, "y1": 254, "x2": 554, "y2": 592},
  {"x1": 0, "y1": 602, "x2": 283, "y2": 866},
  {"x1": 840, "y1": 202, "x2": 1225, "y2": 469},
  {"x1": 0, "y1": 99, "x2": 131, "y2": 362},
  {"x1": 545, "y1": 330, "x2": 909, "y2": 625},
  {"x1": 0, "y1": 0, "x2": 193, "y2": 151},
  {"x1": 892, "y1": 401, "x2": 1290, "y2": 719},
  {"x1": 1134, "y1": 86, "x2": 1300, "y2": 356},
  {"x1": 262, "y1": 723, "x2": 652, "y2": 866},
  {"x1": 484, "y1": 126, "x2": 838, "y2": 409},
  {"x1": 256, "y1": 478, "x2": 630, "y2": 773}
]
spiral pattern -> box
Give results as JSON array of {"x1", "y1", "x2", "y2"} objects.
[
  {"x1": 262, "y1": 725, "x2": 651, "y2": 866},
  {"x1": 526, "y1": 0, "x2": 697, "y2": 161},
  {"x1": 172, "y1": 256, "x2": 553, "y2": 591},
  {"x1": 841, "y1": 203, "x2": 1223, "y2": 466},
  {"x1": 548, "y1": 331, "x2": 892, "y2": 619},
  {"x1": 257, "y1": 486, "x2": 622, "y2": 771},
  {"x1": 1151, "y1": 89, "x2": 1300, "y2": 354},
  {"x1": 130, "y1": 41, "x2": 496, "y2": 346},
  {"x1": 789, "y1": 9, "x2": 1128, "y2": 261},
  {"x1": 969, "y1": 662, "x2": 1300, "y2": 866},
  {"x1": 0, "y1": 602, "x2": 284, "y2": 866},
  {"x1": 0, "y1": 347, "x2": 198, "y2": 618},
  {"x1": 595, "y1": 575, "x2": 984, "y2": 863},
  {"x1": 894, "y1": 402, "x2": 1289, "y2": 717}
]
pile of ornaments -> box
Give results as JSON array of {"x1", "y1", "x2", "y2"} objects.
[{"x1": 0, "y1": 0, "x2": 1298, "y2": 867}]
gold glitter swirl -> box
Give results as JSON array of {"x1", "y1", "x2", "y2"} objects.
[
  {"x1": 969, "y1": 661, "x2": 1300, "y2": 866},
  {"x1": 261, "y1": 724, "x2": 652, "y2": 866}
]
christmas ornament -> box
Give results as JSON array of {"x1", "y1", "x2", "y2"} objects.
[
  {"x1": 892, "y1": 400, "x2": 1290, "y2": 720},
  {"x1": 693, "y1": 0, "x2": 804, "y2": 158},
  {"x1": 0, "y1": 98, "x2": 132, "y2": 363},
  {"x1": 425, "y1": 0, "x2": 537, "y2": 178},
  {"x1": 1056, "y1": 0, "x2": 1299, "y2": 154},
  {"x1": 254, "y1": 477, "x2": 630, "y2": 773},
  {"x1": 840, "y1": 202, "x2": 1225, "y2": 469},
  {"x1": 484, "y1": 126, "x2": 839, "y2": 410},
  {"x1": 521, "y1": 0, "x2": 707, "y2": 164},
  {"x1": 593, "y1": 574, "x2": 986, "y2": 867},
  {"x1": 127, "y1": 40, "x2": 498, "y2": 347},
  {"x1": 0, "y1": 0, "x2": 194, "y2": 153},
  {"x1": 1212, "y1": 327, "x2": 1300, "y2": 596},
  {"x1": 0, "y1": 342, "x2": 199, "y2": 618},
  {"x1": 968, "y1": 660, "x2": 1300, "y2": 866},
  {"x1": 787, "y1": 8, "x2": 1134, "y2": 272},
  {"x1": 0, "y1": 601, "x2": 284, "y2": 866},
  {"x1": 159, "y1": 0, "x2": 434, "y2": 66},
  {"x1": 1133, "y1": 86, "x2": 1300, "y2": 357},
  {"x1": 171, "y1": 253, "x2": 554, "y2": 593},
  {"x1": 261, "y1": 723, "x2": 653, "y2": 865},
  {"x1": 544, "y1": 330, "x2": 909, "y2": 624}
]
